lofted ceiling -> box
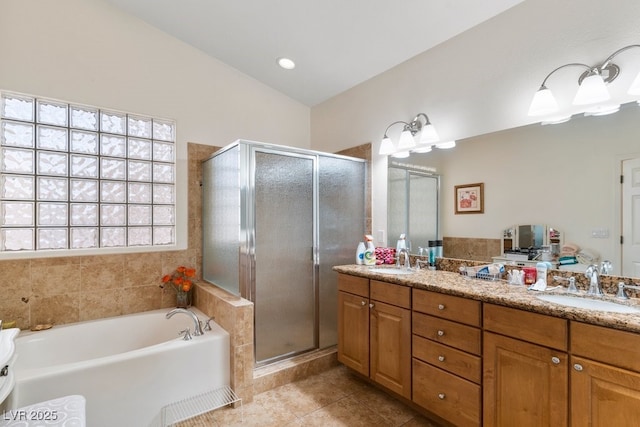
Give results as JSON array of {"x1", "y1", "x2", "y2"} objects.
[{"x1": 103, "y1": 0, "x2": 524, "y2": 106}]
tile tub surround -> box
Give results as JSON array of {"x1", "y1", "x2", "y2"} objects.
[{"x1": 334, "y1": 264, "x2": 640, "y2": 334}]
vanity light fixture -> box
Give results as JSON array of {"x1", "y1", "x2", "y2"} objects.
[
  {"x1": 528, "y1": 44, "x2": 640, "y2": 120},
  {"x1": 379, "y1": 112, "x2": 453, "y2": 157}
]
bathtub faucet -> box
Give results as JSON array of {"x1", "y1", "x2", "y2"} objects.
[{"x1": 166, "y1": 308, "x2": 204, "y2": 336}]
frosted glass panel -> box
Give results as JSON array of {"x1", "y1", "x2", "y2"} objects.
[
  {"x1": 153, "y1": 163, "x2": 174, "y2": 183},
  {"x1": 100, "y1": 135, "x2": 126, "y2": 157},
  {"x1": 2, "y1": 121, "x2": 34, "y2": 147},
  {"x1": 71, "y1": 203, "x2": 98, "y2": 226},
  {"x1": 1, "y1": 93, "x2": 34, "y2": 121},
  {"x1": 37, "y1": 126, "x2": 67, "y2": 151},
  {"x1": 2, "y1": 175, "x2": 34, "y2": 199},
  {"x1": 37, "y1": 152, "x2": 67, "y2": 176},
  {"x1": 2, "y1": 148, "x2": 34, "y2": 174},
  {"x1": 70, "y1": 105, "x2": 98, "y2": 131},
  {"x1": 152, "y1": 120, "x2": 174, "y2": 141},
  {"x1": 70, "y1": 131, "x2": 98, "y2": 154},
  {"x1": 153, "y1": 226, "x2": 174, "y2": 245},
  {"x1": 153, "y1": 142, "x2": 174, "y2": 162},
  {"x1": 128, "y1": 183, "x2": 151, "y2": 203},
  {"x1": 101, "y1": 227, "x2": 126, "y2": 247},
  {"x1": 70, "y1": 179, "x2": 97, "y2": 202},
  {"x1": 38, "y1": 177, "x2": 68, "y2": 201},
  {"x1": 101, "y1": 181, "x2": 126, "y2": 203},
  {"x1": 100, "y1": 158, "x2": 126, "y2": 180},
  {"x1": 37, "y1": 100, "x2": 67, "y2": 126},
  {"x1": 38, "y1": 228, "x2": 67, "y2": 250},
  {"x1": 153, "y1": 205, "x2": 174, "y2": 225},
  {"x1": 71, "y1": 227, "x2": 98, "y2": 249},
  {"x1": 128, "y1": 138, "x2": 151, "y2": 160},
  {"x1": 71, "y1": 155, "x2": 98, "y2": 178},
  {"x1": 2, "y1": 202, "x2": 34, "y2": 225},
  {"x1": 101, "y1": 204, "x2": 126, "y2": 226},
  {"x1": 153, "y1": 184, "x2": 174, "y2": 204},
  {"x1": 254, "y1": 150, "x2": 315, "y2": 363},
  {"x1": 100, "y1": 111, "x2": 126, "y2": 134},
  {"x1": 318, "y1": 155, "x2": 365, "y2": 348},
  {"x1": 37, "y1": 202, "x2": 68, "y2": 226},
  {"x1": 128, "y1": 205, "x2": 151, "y2": 225},
  {"x1": 128, "y1": 227, "x2": 151, "y2": 246},
  {"x1": 128, "y1": 116, "x2": 151, "y2": 138},
  {"x1": 128, "y1": 160, "x2": 151, "y2": 181},
  {"x1": 2, "y1": 228, "x2": 34, "y2": 251}
]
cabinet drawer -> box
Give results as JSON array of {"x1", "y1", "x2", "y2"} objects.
[
  {"x1": 413, "y1": 358, "x2": 481, "y2": 427},
  {"x1": 413, "y1": 289, "x2": 481, "y2": 326},
  {"x1": 371, "y1": 280, "x2": 410, "y2": 308},
  {"x1": 571, "y1": 321, "x2": 640, "y2": 373},
  {"x1": 338, "y1": 273, "x2": 369, "y2": 298},
  {"x1": 484, "y1": 303, "x2": 567, "y2": 351},
  {"x1": 412, "y1": 334, "x2": 481, "y2": 384},
  {"x1": 413, "y1": 312, "x2": 481, "y2": 355}
]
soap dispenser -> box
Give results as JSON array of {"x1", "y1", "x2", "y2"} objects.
[
  {"x1": 363, "y1": 235, "x2": 376, "y2": 266},
  {"x1": 356, "y1": 242, "x2": 365, "y2": 265}
]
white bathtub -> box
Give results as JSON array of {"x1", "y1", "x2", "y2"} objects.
[{"x1": 5, "y1": 308, "x2": 230, "y2": 427}]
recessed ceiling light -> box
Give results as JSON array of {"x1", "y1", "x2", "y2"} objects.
[{"x1": 277, "y1": 57, "x2": 295, "y2": 70}]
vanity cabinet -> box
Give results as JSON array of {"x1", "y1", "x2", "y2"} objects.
[
  {"x1": 570, "y1": 322, "x2": 640, "y2": 426},
  {"x1": 483, "y1": 304, "x2": 569, "y2": 427},
  {"x1": 412, "y1": 290, "x2": 482, "y2": 427},
  {"x1": 337, "y1": 274, "x2": 411, "y2": 398}
]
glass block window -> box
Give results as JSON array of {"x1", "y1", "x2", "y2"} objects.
[{"x1": 0, "y1": 91, "x2": 176, "y2": 252}]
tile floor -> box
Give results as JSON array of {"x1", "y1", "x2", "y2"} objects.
[{"x1": 176, "y1": 365, "x2": 443, "y2": 426}]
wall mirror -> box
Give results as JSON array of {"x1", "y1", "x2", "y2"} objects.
[{"x1": 387, "y1": 162, "x2": 439, "y2": 253}]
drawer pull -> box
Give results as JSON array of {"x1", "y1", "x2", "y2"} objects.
[
  {"x1": 574, "y1": 363, "x2": 583, "y2": 372},
  {"x1": 361, "y1": 301, "x2": 366, "y2": 306},
  {"x1": 438, "y1": 355, "x2": 445, "y2": 362},
  {"x1": 438, "y1": 304, "x2": 445, "y2": 310},
  {"x1": 369, "y1": 303, "x2": 374, "y2": 309},
  {"x1": 438, "y1": 393, "x2": 446, "y2": 400},
  {"x1": 551, "y1": 357, "x2": 560, "y2": 365},
  {"x1": 437, "y1": 330, "x2": 445, "y2": 337}
]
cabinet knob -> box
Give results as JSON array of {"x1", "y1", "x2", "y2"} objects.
[
  {"x1": 438, "y1": 304, "x2": 445, "y2": 310},
  {"x1": 369, "y1": 303, "x2": 374, "y2": 309},
  {"x1": 437, "y1": 330, "x2": 445, "y2": 337},
  {"x1": 361, "y1": 301, "x2": 366, "y2": 306},
  {"x1": 438, "y1": 393, "x2": 446, "y2": 400},
  {"x1": 573, "y1": 363, "x2": 583, "y2": 372},
  {"x1": 438, "y1": 355, "x2": 445, "y2": 362},
  {"x1": 551, "y1": 357, "x2": 560, "y2": 365}
]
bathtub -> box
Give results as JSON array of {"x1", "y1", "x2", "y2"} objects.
[{"x1": 4, "y1": 308, "x2": 230, "y2": 427}]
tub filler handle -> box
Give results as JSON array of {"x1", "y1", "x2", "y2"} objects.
[
  {"x1": 179, "y1": 328, "x2": 192, "y2": 341},
  {"x1": 166, "y1": 308, "x2": 204, "y2": 336},
  {"x1": 203, "y1": 317, "x2": 215, "y2": 331}
]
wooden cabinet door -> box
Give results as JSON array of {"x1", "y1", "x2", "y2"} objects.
[
  {"x1": 370, "y1": 299, "x2": 411, "y2": 399},
  {"x1": 337, "y1": 291, "x2": 369, "y2": 376},
  {"x1": 483, "y1": 332, "x2": 568, "y2": 427},
  {"x1": 571, "y1": 356, "x2": 640, "y2": 427}
]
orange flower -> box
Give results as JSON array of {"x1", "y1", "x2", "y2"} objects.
[
  {"x1": 160, "y1": 266, "x2": 197, "y2": 295},
  {"x1": 185, "y1": 268, "x2": 196, "y2": 278},
  {"x1": 176, "y1": 266, "x2": 186, "y2": 273},
  {"x1": 161, "y1": 275, "x2": 171, "y2": 283},
  {"x1": 182, "y1": 281, "x2": 192, "y2": 292},
  {"x1": 174, "y1": 276, "x2": 184, "y2": 285}
]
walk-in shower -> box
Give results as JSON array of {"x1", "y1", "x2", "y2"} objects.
[{"x1": 202, "y1": 140, "x2": 365, "y2": 366}]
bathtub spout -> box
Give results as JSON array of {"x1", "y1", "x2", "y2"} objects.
[{"x1": 166, "y1": 308, "x2": 204, "y2": 336}]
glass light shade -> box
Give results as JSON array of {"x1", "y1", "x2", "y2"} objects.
[
  {"x1": 391, "y1": 150, "x2": 410, "y2": 158},
  {"x1": 541, "y1": 115, "x2": 572, "y2": 125},
  {"x1": 435, "y1": 140, "x2": 456, "y2": 149},
  {"x1": 411, "y1": 145, "x2": 432, "y2": 154},
  {"x1": 528, "y1": 86, "x2": 558, "y2": 116},
  {"x1": 419, "y1": 123, "x2": 439, "y2": 144},
  {"x1": 583, "y1": 104, "x2": 620, "y2": 116},
  {"x1": 397, "y1": 130, "x2": 416, "y2": 150},
  {"x1": 628, "y1": 70, "x2": 640, "y2": 96},
  {"x1": 378, "y1": 136, "x2": 396, "y2": 155},
  {"x1": 572, "y1": 74, "x2": 610, "y2": 105}
]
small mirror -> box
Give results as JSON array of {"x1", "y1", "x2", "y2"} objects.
[{"x1": 500, "y1": 224, "x2": 562, "y2": 261}]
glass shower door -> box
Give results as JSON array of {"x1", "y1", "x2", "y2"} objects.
[{"x1": 253, "y1": 150, "x2": 316, "y2": 364}]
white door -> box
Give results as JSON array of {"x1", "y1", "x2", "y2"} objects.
[{"x1": 622, "y1": 157, "x2": 640, "y2": 277}]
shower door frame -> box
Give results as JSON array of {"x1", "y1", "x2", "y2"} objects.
[{"x1": 241, "y1": 143, "x2": 320, "y2": 366}]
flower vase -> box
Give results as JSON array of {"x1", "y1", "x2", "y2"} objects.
[{"x1": 176, "y1": 289, "x2": 191, "y2": 308}]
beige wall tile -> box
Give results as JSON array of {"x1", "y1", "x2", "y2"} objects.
[{"x1": 79, "y1": 288, "x2": 123, "y2": 321}]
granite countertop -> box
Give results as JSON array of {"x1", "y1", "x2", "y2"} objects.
[{"x1": 334, "y1": 264, "x2": 640, "y2": 334}]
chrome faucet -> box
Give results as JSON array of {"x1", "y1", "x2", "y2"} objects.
[
  {"x1": 166, "y1": 308, "x2": 204, "y2": 336},
  {"x1": 585, "y1": 264, "x2": 604, "y2": 296},
  {"x1": 396, "y1": 247, "x2": 411, "y2": 270},
  {"x1": 616, "y1": 282, "x2": 640, "y2": 300}
]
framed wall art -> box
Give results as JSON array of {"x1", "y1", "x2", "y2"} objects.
[{"x1": 454, "y1": 182, "x2": 484, "y2": 214}]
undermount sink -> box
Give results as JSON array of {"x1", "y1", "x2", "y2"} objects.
[
  {"x1": 371, "y1": 267, "x2": 415, "y2": 275},
  {"x1": 536, "y1": 294, "x2": 640, "y2": 314}
]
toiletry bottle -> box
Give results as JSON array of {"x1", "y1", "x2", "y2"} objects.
[
  {"x1": 435, "y1": 240, "x2": 443, "y2": 258},
  {"x1": 356, "y1": 242, "x2": 365, "y2": 265},
  {"x1": 363, "y1": 235, "x2": 376, "y2": 266},
  {"x1": 428, "y1": 240, "x2": 437, "y2": 266}
]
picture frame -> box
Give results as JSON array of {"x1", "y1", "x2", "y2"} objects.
[{"x1": 454, "y1": 182, "x2": 484, "y2": 214}]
